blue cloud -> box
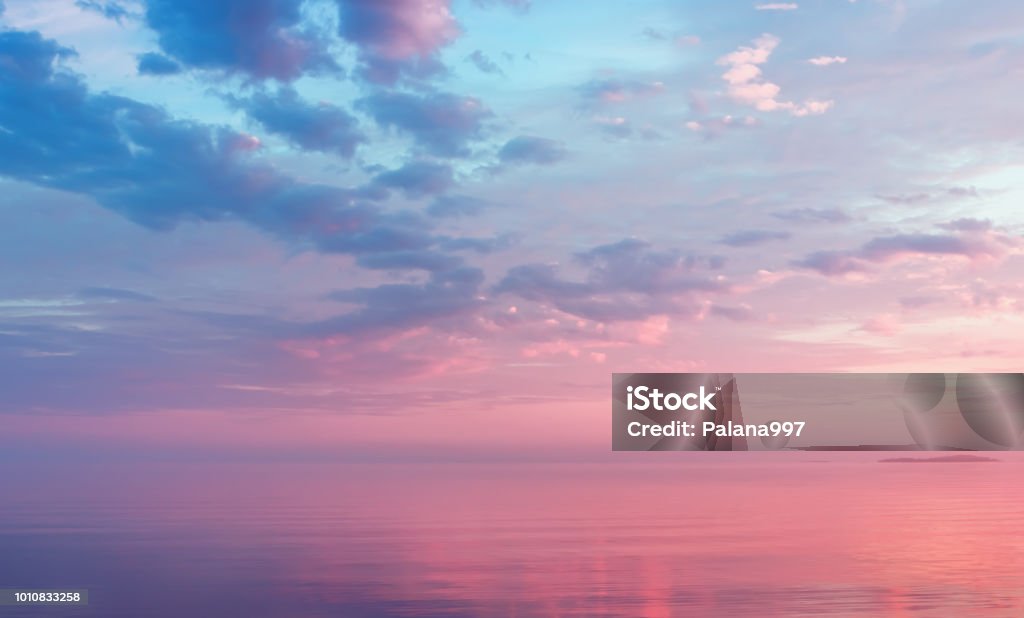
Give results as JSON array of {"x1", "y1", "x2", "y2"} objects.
[
  {"x1": 136, "y1": 52, "x2": 182, "y2": 75},
  {"x1": 0, "y1": 27, "x2": 456, "y2": 270},
  {"x1": 772, "y1": 208, "x2": 851, "y2": 224},
  {"x1": 355, "y1": 250, "x2": 464, "y2": 272},
  {"x1": 76, "y1": 0, "x2": 132, "y2": 22},
  {"x1": 578, "y1": 77, "x2": 664, "y2": 106},
  {"x1": 719, "y1": 229, "x2": 791, "y2": 247},
  {"x1": 321, "y1": 267, "x2": 485, "y2": 335},
  {"x1": 232, "y1": 87, "x2": 364, "y2": 158},
  {"x1": 0, "y1": 30, "x2": 77, "y2": 80},
  {"x1": 357, "y1": 90, "x2": 491, "y2": 157},
  {"x1": 78, "y1": 287, "x2": 157, "y2": 302},
  {"x1": 466, "y1": 50, "x2": 503, "y2": 75},
  {"x1": 473, "y1": 0, "x2": 531, "y2": 10},
  {"x1": 142, "y1": 0, "x2": 338, "y2": 80},
  {"x1": 372, "y1": 160, "x2": 454, "y2": 198},
  {"x1": 793, "y1": 229, "x2": 1012, "y2": 276},
  {"x1": 495, "y1": 239, "x2": 728, "y2": 322},
  {"x1": 498, "y1": 136, "x2": 567, "y2": 165},
  {"x1": 428, "y1": 195, "x2": 489, "y2": 218}
]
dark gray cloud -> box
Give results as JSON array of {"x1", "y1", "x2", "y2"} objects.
[
  {"x1": 720, "y1": 229, "x2": 791, "y2": 247},
  {"x1": 136, "y1": 52, "x2": 182, "y2": 75},
  {"x1": 142, "y1": 0, "x2": 338, "y2": 81},
  {"x1": 357, "y1": 90, "x2": 491, "y2": 157},
  {"x1": 231, "y1": 88, "x2": 364, "y2": 158},
  {"x1": 497, "y1": 136, "x2": 567, "y2": 165}
]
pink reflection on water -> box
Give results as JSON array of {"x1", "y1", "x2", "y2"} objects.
[{"x1": 2, "y1": 456, "x2": 1023, "y2": 616}]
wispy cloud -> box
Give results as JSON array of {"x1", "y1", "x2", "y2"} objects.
[
  {"x1": 755, "y1": 3, "x2": 798, "y2": 10},
  {"x1": 794, "y1": 226, "x2": 1019, "y2": 276},
  {"x1": 808, "y1": 56, "x2": 848, "y2": 66}
]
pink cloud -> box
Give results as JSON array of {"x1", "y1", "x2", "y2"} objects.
[
  {"x1": 808, "y1": 56, "x2": 848, "y2": 66},
  {"x1": 718, "y1": 34, "x2": 834, "y2": 116},
  {"x1": 755, "y1": 3, "x2": 799, "y2": 10},
  {"x1": 337, "y1": 0, "x2": 461, "y2": 82},
  {"x1": 858, "y1": 314, "x2": 901, "y2": 336},
  {"x1": 685, "y1": 114, "x2": 758, "y2": 136},
  {"x1": 958, "y1": 281, "x2": 1023, "y2": 315},
  {"x1": 579, "y1": 78, "x2": 666, "y2": 105},
  {"x1": 340, "y1": 0, "x2": 458, "y2": 59}
]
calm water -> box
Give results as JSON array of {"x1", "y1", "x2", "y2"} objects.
[{"x1": 2, "y1": 455, "x2": 1023, "y2": 617}]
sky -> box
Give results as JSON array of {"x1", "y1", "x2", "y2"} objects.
[{"x1": 1, "y1": 0, "x2": 1023, "y2": 461}]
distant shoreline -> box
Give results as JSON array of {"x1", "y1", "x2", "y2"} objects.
[{"x1": 879, "y1": 454, "x2": 1000, "y2": 463}]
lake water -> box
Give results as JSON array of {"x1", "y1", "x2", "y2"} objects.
[{"x1": 2, "y1": 455, "x2": 1023, "y2": 616}]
